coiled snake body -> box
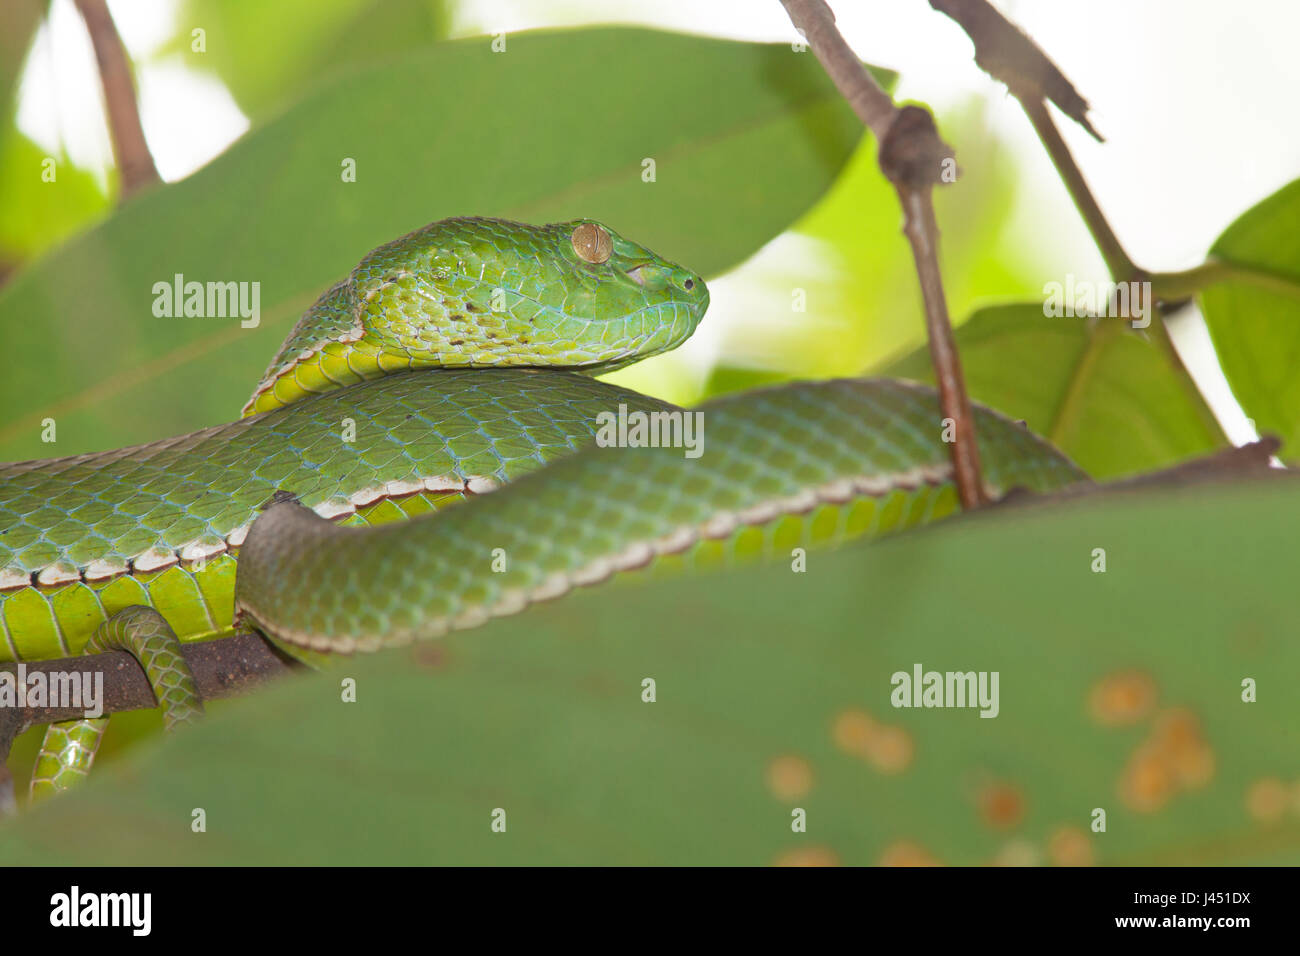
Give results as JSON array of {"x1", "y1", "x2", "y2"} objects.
[{"x1": 0, "y1": 217, "x2": 1085, "y2": 797}]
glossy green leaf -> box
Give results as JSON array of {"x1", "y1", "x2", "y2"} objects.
[
  {"x1": 0, "y1": 28, "x2": 866, "y2": 461},
  {"x1": 882, "y1": 304, "x2": 1226, "y2": 478},
  {"x1": 3, "y1": 476, "x2": 1296, "y2": 865},
  {"x1": 1199, "y1": 178, "x2": 1300, "y2": 458}
]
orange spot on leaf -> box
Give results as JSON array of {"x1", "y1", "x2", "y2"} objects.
[
  {"x1": 772, "y1": 846, "x2": 839, "y2": 867},
  {"x1": 879, "y1": 840, "x2": 940, "y2": 867},
  {"x1": 765, "y1": 755, "x2": 813, "y2": 802},
  {"x1": 831, "y1": 709, "x2": 876, "y2": 758},
  {"x1": 1119, "y1": 708, "x2": 1216, "y2": 811},
  {"x1": 1120, "y1": 744, "x2": 1177, "y2": 813},
  {"x1": 977, "y1": 781, "x2": 1025, "y2": 830},
  {"x1": 1047, "y1": 826, "x2": 1095, "y2": 866},
  {"x1": 830, "y1": 709, "x2": 912, "y2": 773},
  {"x1": 864, "y1": 725, "x2": 913, "y2": 774},
  {"x1": 1246, "y1": 777, "x2": 1288, "y2": 824},
  {"x1": 1088, "y1": 669, "x2": 1157, "y2": 726}
]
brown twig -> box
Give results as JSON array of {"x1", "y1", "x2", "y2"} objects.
[
  {"x1": 73, "y1": 0, "x2": 159, "y2": 199},
  {"x1": 874, "y1": 107, "x2": 986, "y2": 503},
  {"x1": 782, "y1": 0, "x2": 895, "y2": 138},
  {"x1": 930, "y1": 1, "x2": 1127, "y2": 281},
  {"x1": 932, "y1": 0, "x2": 1228, "y2": 447},
  {"x1": 0, "y1": 633, "x2": 290, "y2": 729},
  {"x1": 994, "y1": 438, "x2": 1284, "y2": 513},
  {"x1": 1143, "y1": 302, "x2": 1230, "y2": 443},
  {"x1": 1020, "y1": 98, "x2": 1134, "y2": 282},
  {"x1": 781, "y1": 0, "x2": 987, "y2": 508},
  {"x1": 889, "y1": 148, "x2": 988, "y2": 507},
  {"x1": 929, "y1": 0, "x2": 1103, "y2": 141},
  {"x1": 0, "y1": 705, "x2": 22, "y2": 765}
]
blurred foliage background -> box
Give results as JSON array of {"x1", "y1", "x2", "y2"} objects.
[
  {"x1": 0, "y1": 0, "x2": 1086, "y2": 455},
  {"x1": 1, "y1": 0, "x2": 1298, "y2": 863},
  {"x1": 4, "y1": 0, "x2": 1298, "y2": 480},
  {"x1": 5, "y1": 0, "x2": 1298, "y2": 478}
]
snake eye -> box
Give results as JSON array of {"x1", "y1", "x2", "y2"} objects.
[{"x1": 572, "y1": 223, "x2": 612, "y2": 264}]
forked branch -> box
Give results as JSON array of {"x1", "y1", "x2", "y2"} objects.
[{"x1": 781, "y1": 0, "x2": 988, "y2": 509}]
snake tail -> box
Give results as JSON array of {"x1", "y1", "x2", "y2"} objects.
[{"x1": 29, "y1": 605, "x2": 202, "y2": 800}]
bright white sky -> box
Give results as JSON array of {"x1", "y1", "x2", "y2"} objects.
[{"x1": 16, "y1": 0, "x2": 1300, "y2": 443}]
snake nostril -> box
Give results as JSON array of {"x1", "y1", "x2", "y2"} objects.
[{"x1": 684, "y1": 278, "x2": 695, "y2": 291}]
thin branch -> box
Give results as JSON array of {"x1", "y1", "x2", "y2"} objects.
[
  {"x1": 781, "y1": 0, "x2": 988, "y2": 508},
  {"x1": 1021, "y1": 97, "x2": 1135, "y2": 282},
  {"x1": 929, "y1": 0, "x2": 1103, "y2": 141},
  {"x1": 1150, "y1": 260, "x2": 1300, "y2": 304},
  {"x1": 995, "y1": 438, "x2": 1285, "y2": 512},
  {"x1": 896, "y1": 183, "x2": 987, "y2": 505},
  {"x1": 928, "y1": 1, "x2": 1133, "y2": 283},
  {"x1": 1144, "y1": 303, "x2": 1229, "y2": 443},
  {"x1": 73, "y1": 0, "x2": 159, "y2": 199},
  {"x1": 0, "y1": 706, "x2": 22, "y2": 765},
  {"x1": 930, "y1": 0, "x2": 1232, "y2": 451},
  {"x1": 0, "y1": 633, "x2": 290, "y2": 729},
  {"x1": 782, "y1": 0, "x2": 896, "y2": 139}
]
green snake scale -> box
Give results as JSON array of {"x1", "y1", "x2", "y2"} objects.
[{"x1": 0, "y1": 217, "x2": 1086, "y2": 799}]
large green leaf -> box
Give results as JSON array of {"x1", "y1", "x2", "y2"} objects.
[
  {"x1": 3, "y1": 476, "x2": 1296, "y2": 865},
  {"x1": 170, "y1": 0, "x2": 451, "y2": 121},
  {"x1": 1199, "y1": 178, "x2": 1300, "y2": 458},
  {"x1": 0, "y1": 28, "x2": 866, "y2": 460},
  {"x1": 882, "y1": 304, "x2": 1226, "y2": 478}
]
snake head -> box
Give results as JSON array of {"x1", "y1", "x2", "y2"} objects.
[
  {"x1": 242, "y1": 217, "x2": 709, "y2": 415},
  {"x1": 352, "y1": 216, "x2": 710, "y2": 372}
]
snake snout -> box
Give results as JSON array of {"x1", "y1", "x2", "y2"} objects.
[{"x1": 621, "y1": 261, "x2": 705, "y2": 301}]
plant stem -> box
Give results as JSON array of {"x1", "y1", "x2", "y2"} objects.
[
  {"x1": 1145, "y1": 306, "x2": 1230, "y2": 443},
  {"x1": 73, "y1": 0, "x2": 159, "y2": 199},
  {"x1": 899, "y1": 185, "x2": 988, "y2": 505},
  {"x1": 781, "y1": 0, "x2": 988, "y2": 509},
  {"x1": 780, "y1": 0, "x2": 896, "y2": 139},
  {"x1": 1150, "y1": 260, "x2": 1300, "y2": 303},
  {"x1": 1021, "y1": 98, "x2": 1134, "y2": 282}
]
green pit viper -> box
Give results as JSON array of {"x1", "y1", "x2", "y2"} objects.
[{"x1": 0, "y1": 216, "x2": 1086, "y2": 800}]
